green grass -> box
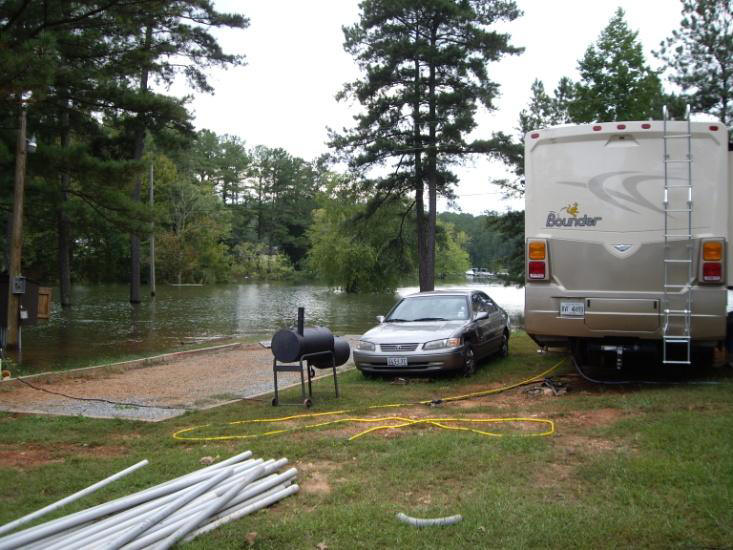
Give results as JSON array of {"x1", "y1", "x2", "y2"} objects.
[{"x1": 1, "y1": 332, "x2": 732, "y2": 548}]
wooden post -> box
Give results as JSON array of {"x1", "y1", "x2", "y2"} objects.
[
  {"x1": 149, "y1": 162, "x2": 156, "y2": 297},
  {"x1": 6, "y1": 103, "x2": 27, "y2": 349}
]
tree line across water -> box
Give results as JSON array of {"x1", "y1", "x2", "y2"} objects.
[{"x1": 1, "y1": 1, "x2": 731, "y2": 302}]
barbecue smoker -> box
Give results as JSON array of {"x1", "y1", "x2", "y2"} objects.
[{"x1": 270, "y1": 308, "x2": 350, "y2": 407}]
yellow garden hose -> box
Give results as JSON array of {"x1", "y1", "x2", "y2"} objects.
[{"x1": 172, "y1": 358, "x2": 566, "y2": 443}]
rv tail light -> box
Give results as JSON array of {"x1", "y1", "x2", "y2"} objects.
[
  {"x1": 530, "y1": 132, "x2": 540, "y2": 139},
  {"x1": 592, "y1": 125, "x2": 602, "y2": 131},
  {"x1": 703, "y1": 241, "x2": 723, "y2": 261},
  {"x1": 641, "y1": 123, "x2": 651, "y2": 129},
  {"x1": 709, "y1": 125, "x2": 719, "y2": 131},
  {"x1": 528, "y1": 261, "x2": 546, "y2": 279},
  {"x1": 528, "y1": 241, "x2": 546, "y2": 260},
  {"x1": 700, "y1": 239, "x2": 724, "y2": 284},
  {"x1": 617, "y1": 124, "x2": 626, "y2": 130},
  {"x1": 703, "y1": 262, "x2": 722, "y2": 282}
]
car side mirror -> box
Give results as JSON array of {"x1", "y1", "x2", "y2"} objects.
[
  {"x1": 376, "y1": 315, "x2": 385, "y2": 324},
  {"x1": 474, "y1": 311, "x2": 489, "y2": 321}
]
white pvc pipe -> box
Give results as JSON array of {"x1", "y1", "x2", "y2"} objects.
[
  {"x1": 2, "y1": 454, "x2": 288, "y2": 550},
  {"x1": 23, "y1": 521, "x2": 91, "y2": 550},
  {"x1": 151, "y1": 471, "x2": 253, "y2": 550},
  {"x1": 0, "y1": 459, "x2": 148, "y2": 538},
  {"x1": 116, "y1": 468, "x2": 296, "y2": 550},
  {"x1": 183, "y1": 484, "x2": 300, "y2": 543},
  {"x1": 0, "y1": 458, "x2": 253, "y2": 550},
  {"x1": 9, "y1": 456, "x2": 258, "y2": 550},
  {"x1": 73, "y1": 476, "x2": 275, "y2": 550},
  {"x1": 43, "y1": 460, "x2": 266, "y2": 550},
  {"x1": 103, "y1": 468, "x2": 232, "y2": 550},
  {"x1": 183, "y1": 468, "x2": 297, "y2": 528},
  {"x1": 194, "y1": 481, "x2": 292, "y2": 528},
  {"x1": 80, "y1": 466, "x2": 282, "y2": 549},
  {"x1": 153, "y1": 450, "x2": 252, "y2": 490}
]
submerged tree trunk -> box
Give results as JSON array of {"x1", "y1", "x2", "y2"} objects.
[
  {"x1": 57, "y1": 199, "x2": 72, "y2": 307},
  {"x1": 58, "y1": 109, "x2": 72, "y2": 308},
  {"x1": 130, "y1": 23, "x2": 153, "y2": 304}
]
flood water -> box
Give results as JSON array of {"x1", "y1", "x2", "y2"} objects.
[{"x1": 10, "y1": 280, "x2": 524, "y2": 373}]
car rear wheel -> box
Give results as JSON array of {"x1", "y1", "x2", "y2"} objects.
[
  {"x1": 499, "y1": 332, "x2": 509, "y2": 358},
  {"x1": 463, "y1": 345, "x2": 476, "y2": 376}
]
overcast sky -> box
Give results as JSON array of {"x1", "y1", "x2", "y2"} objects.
[{"x1": 184, "y1": 1, "x2": 684, "y2": 215}]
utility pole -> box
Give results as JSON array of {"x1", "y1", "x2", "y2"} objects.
[
  {"x1": 149, "y1": 162, "x2": 156, "y2": 297},
  {"x1": 6, "y1": 100, "x2": 27, "y2": 349}
]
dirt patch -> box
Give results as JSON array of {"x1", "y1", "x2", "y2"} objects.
[
  {"x1": 401, "y1": 489, "x2": 434, "y2": 506},
  {"x1": 560, "y1": 407, "x2": 625, "y2": 428},
  {"x1": 297, "y1": 460, "x2": 341, "y2": 495},
  {"x1": 534, "y1": 462, "x2": 575, "y2": 489},
  {"x1": 557, "y1": 434, "x2": 619, "y2": 453},
  {"x1": 110, "y1": 432, "x2": 143, "y2": 442},
  {"x1": 0, "y1": 443, "x2": 128, "y2": 470}
]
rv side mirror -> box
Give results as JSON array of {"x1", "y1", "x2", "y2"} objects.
[{"x1": 376, "y1": 315, "x2": 385, "y2": 324}]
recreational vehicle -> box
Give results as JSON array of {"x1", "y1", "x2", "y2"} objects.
[{"x1": 524, "y1": 110, "x2": 731, "y2": 367}]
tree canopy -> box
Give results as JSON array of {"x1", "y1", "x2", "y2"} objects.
[
  {"x1": 655, "y1": 0, "x2": 733, "y2": 125},
  {"x1": 331, "y1": 0, "x2": 522, "y2": 292},
  {"x1": 569, "y1": 8, "x2": 664, "y2": 123}
]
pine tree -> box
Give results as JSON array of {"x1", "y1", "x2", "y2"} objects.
[
  {"x1": 100, "y1": 1, "x2": 248, "y2": 302},
  {"x1": 331, "y1": 0, "x2": 522, "y2": 291},
  {"x1": 569, "y1": 8, "x2": 664, "y2": 122},
  {"x1": 655, "y1": 0, "x2": 733, "y2": 125}
]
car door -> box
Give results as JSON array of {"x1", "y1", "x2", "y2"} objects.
[
  {"x1": 479, "y1": 293, "x2": 503, "y2": 352},
  {"x1": 471, "y1": 292, "x2": 492, "y2": 356}
]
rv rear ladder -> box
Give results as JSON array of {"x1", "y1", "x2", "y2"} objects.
[{"x1": 661, "y1": 105, "x2": 693, "y2": 365}]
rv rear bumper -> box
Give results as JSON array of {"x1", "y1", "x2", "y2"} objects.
[{"x1": 525, "y1": 284, "x2": 726, "y2": 346}]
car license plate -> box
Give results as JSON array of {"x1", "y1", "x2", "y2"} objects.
[
  {"x1": 560, "y1": 302, "x2": 584, "y2": 317},
  {"x1": 387, "y1": 357, "x2": 408, "y2": 367}
]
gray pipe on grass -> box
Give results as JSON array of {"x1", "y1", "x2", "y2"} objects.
[{"x1": 396, "y1": 512, "x2": 463, "y2": 527}]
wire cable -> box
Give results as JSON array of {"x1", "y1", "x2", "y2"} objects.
[{"x1": 12, "y1": 376, "x2": 193, "y2": 411}]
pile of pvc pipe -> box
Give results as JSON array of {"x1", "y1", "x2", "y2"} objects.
[{"x1": 0, "y1": 450, "x2": 298, "y2": 549}]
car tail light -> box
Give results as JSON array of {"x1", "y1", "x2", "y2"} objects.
[{"x1": 700, "y1": 239, "x2": 724, "y2": 284}]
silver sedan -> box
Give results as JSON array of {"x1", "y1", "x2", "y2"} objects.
[{"x1": 353, "y1": 290, "x2": 510, "y2": 376}]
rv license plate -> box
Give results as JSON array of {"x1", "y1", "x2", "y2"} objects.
[
  {"x1": 387, "y1": 357, "x2": 408, "y2": 367},
  {"x1": 560, "y1": 302, "x2": 585, "y2": 317}
]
